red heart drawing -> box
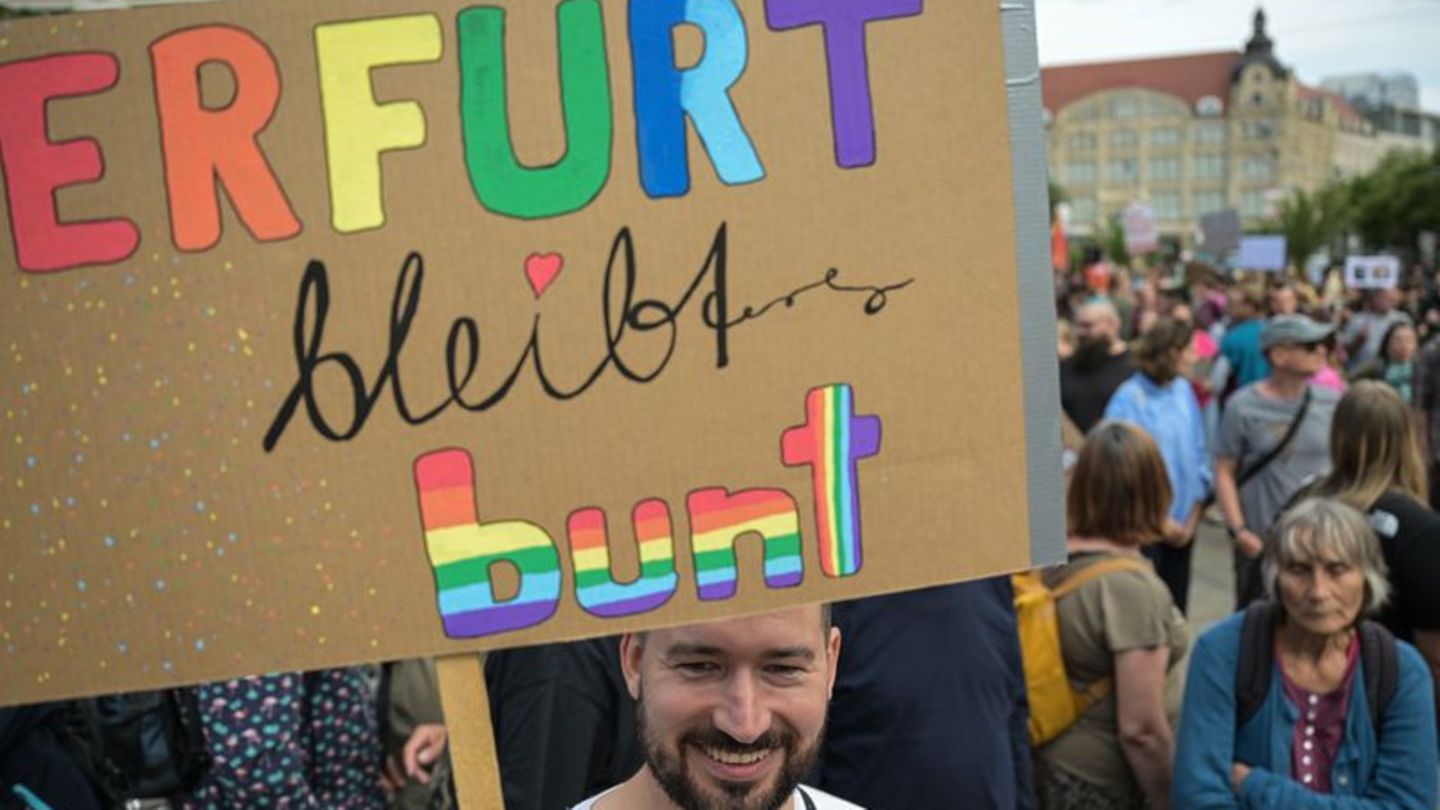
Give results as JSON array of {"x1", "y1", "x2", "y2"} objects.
[{"x1": 524, "y1": 253, "x2": 564, "y2": 298}]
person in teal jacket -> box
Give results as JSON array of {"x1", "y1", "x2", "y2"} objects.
[{"x1": 1173, "y1": 498, "x2": 1437, "y2": 809}]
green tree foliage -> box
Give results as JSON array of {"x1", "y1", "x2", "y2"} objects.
[
  {"x1": 1265, "y1": 148, "x2": 1439, "y2": 270},
  {"x1": 1270, "y1": 184, "x2": 1348, "y2": 271},
  {"x1": 1048, "y1": 180, "x2": 1068, "y2": 216},
  {"x1": 1346, "y1": 148, "x2": 1440, "y2": 258},
  {"x1": 1102, "y1": 214, "x2": 1130, "y2": 268}
]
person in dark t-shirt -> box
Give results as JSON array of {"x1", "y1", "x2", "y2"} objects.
[
  {"x1": 1366, "y1": 492, "x2": 1440, "y2": 642},
  {"x1": 811, "y1": 578, "x2": 1035, "y2": 809},
  {"x1": 1, "y1": 704, "x2": 103, "y2": 810},
  {"x1": 1307, "y1": 381, "x2": 1440, "y2": 732},
  {"x1": 485, "y1": 637, "x2": 640, "y2": 810},
  {"x1": 1061, "y1": 299, "x2": 1134, "y2": 433}
]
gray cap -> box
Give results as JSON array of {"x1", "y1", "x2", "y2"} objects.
[{"x1": 1261, "y1": 315, "x2": 1335, "y2": 349}]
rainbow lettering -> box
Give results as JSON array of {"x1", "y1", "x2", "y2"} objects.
[
  {"x1": 0, "y1": 4, "x2": 925, "y2": 273},
  {"x1": 630, "y1": 0, "x2": 765, "y2": 198},
  {"x1": 414, "y1": 448, "x2": 561, "y2": 638},
  {"x1": 764, "y1": 0, "x2": 925, "y2": 168},
  {"x1": 0, "y1": 53, "x2": 140, "y2": 272},
  {"x1": 152, "y1": 25, "x2": 302, "y2": 251},
  {"x1": 459, "y1": 0, "x2": 613, "y2": 219},
  {"x1": 411, "y1": 385, "x2": 882, "y2": 638},
  {"x1": 569, "y1": 500, "x2": 679, "y2": 618},
  {"x1": 687, "y1": 488, "x2": 803, "y2": 601},
  {"x1": 314, "y1": 15, "x2": 442, "y2": 233},
  {"x1": 781, "y1": 383, "x2": 882, "y2": 577}
]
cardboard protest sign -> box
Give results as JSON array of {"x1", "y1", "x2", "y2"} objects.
[
  {"x1": 1236, "y1": 235, "x2": 1287, "y2": 272},
  {"x1": 0, "y1": 0, "x2": 1063, "y2": 707},
  {"x1": 1344, "y1": 255, "x2": 1400, "y2": 290}
]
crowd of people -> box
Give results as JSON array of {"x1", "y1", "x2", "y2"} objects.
[
  {"x1": 1051, "y1": 259, "x2": 1440, "y2": 809},
  {"x1": 7, "y1": 260, "x2": 1440, "y2": 810},
  {"x1": 2, "y1": 587, "x2": 1032, "y2": 810}
]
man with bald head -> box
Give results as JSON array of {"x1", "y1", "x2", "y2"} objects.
[{"x1": 1060, "y1": 298, "x2": 1134, "y2": 432}]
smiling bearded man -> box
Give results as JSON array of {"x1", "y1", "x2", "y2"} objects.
[{"x1": 571, "y1": 605, "x2": 864, "y2": 810}]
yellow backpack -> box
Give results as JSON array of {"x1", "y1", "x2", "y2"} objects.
[{"x1": 1012, "y1": 556, "x2": 1149, "y2": 747}]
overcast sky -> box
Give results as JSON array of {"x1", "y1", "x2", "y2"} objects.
[{"x1": 1034, "y1": 0, "x2": 1440, "y2": 112}]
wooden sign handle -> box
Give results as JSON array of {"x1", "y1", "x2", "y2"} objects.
[{"x1": 435, "y1": 653, "x2": 506, "y2": 808}]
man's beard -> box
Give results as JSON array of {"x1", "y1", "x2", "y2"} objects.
[
  {"x1": 636, "y1": 687, "x2": 822, "y2": 810},
  {"x1": 1070, "y1": 334, "x2": 1116, "y2": 373}
]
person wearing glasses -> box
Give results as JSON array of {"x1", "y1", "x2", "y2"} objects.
[{"x1": 1214, "y1": 315, "x2": 1342, "y2": 608}]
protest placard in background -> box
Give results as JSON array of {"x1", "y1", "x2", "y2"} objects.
[
  {"x1": 1199, "y1": 209, "x2": 1241, "y2": 256},
  {"x1": 0, "y1": 0, "x2": 1063, "y2": 707},
  {"x1": 1344, "y1": 255, "x2": 1401, "y2": 289},
  {"x1": 1236, "y1": 234, "x2": 1287, "y2": 272},
  {"x1": 1122, "y1": 202, "x2": 1159, "y2": 256}
]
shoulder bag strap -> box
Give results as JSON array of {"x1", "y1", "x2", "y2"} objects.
[
  {"x1": 1235, "y1": 385, "x2": 1313, "y2": 489},
  {"x1": 1358, "y1": 619, "x2": 1400, "y2": 733},
  {"x1": 1052, "y1": 556, "x2": 1151, "y2": 708},
  {"x1": 1072, "y1": 677, "x2": 1116, "y2": 715},
  {"x1": 1236, "y1": 601, "x2": 1278, "y2": 727},
  {"x1": 1051, "y1": 556, "x2": 1150, "y2": 600}
]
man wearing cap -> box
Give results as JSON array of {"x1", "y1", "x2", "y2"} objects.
[{"x1": 1213, "y1": 315, "x2": 1341, "y2": 607}]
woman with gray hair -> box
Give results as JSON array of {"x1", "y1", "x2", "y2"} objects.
[{"x1": 1173, "y1": 498, "x2": 1437, "y2": 808}]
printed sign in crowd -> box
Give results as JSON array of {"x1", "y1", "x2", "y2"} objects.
[
  {"x1": 0, "y1": 0, "x2": 1053, "y2": 707},
  {"x1": 1344, "y1": 255, "x2": 1401, "y2": 290}
]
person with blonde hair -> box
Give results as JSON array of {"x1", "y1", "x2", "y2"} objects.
[
  {"x1": 1035, "y1": 422, "x2": 1189, "y2": 810},
  {"x1": 1310, "y1": 380, "x2": 1440, "y2": 728},
  {"x1": 1174, "y1": 498, "x2": 1436, "y2": 807},
  {"x1": 1313, "y1": 381, "x2": 1428, "y2": 512}
]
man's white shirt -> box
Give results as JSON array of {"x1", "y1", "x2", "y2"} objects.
[{"x1": 570, "y1": 784, "x2": 865, "y2": 810}]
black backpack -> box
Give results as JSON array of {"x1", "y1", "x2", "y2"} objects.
[
  {"x1": 1236, "y1": 601, "x2": 1399, "y2": 732},
  {"x1": 58, "y1": 689, "x2": 210, "y2": 804}
]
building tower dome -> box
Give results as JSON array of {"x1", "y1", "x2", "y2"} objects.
[
  {"x1": 1246, "y1": 9, "x2": 1273, "y2": 56},
  {"x1": 1234, "y1": 7, "x2": 1288, "y2": 81}
]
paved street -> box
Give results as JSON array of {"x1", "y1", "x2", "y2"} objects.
[{"x1": 1188, "y1": 520, "x2": 1237, "y2": 633}]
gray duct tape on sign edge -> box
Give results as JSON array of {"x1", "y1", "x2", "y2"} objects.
[{"x1": 1001, "y1": 0, "x2": 1067, "y2": 567}]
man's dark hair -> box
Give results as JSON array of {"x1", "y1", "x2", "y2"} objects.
[{"x1": 632, "y1": 604, "x2": 833, "y2": 646}]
